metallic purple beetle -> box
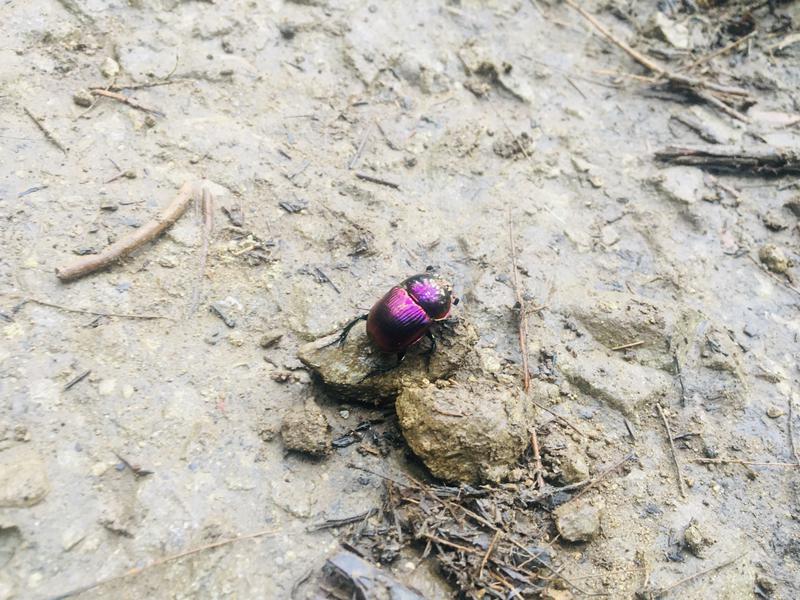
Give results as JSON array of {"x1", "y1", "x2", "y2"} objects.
[{"x1": 330, "y1": 268, "x2": 459, "y2": 375}]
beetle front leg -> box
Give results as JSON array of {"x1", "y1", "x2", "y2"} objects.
[
  {"x1": 358, "y1": 351, "x2": 405, "y2": 382},
  {"x1": 423, "y1": 330, "x2": 436, "y2": 368},
  {"x1": 323, "y1": 314, "x2": 368, "y2": 348}
]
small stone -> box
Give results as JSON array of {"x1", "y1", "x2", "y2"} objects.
[
  {"x1": 758, "y1": 244, "x2": 791, "y2": 274},
  {"x1": 646, "y1": 12, "x2": 690, "y2": 49},
  {"x1": 339, "y1": 409, "x2": 350, "y2": 419},
  {"x1": 259, "y1": 331, "x2": 283, "y2": 349},
  {"x1": 492, "y1": 131, "x2": 532, "y2": 159},
  {"x1": 683, "y1": 518, "x2": 715, "y2": 557},
  {"x1": 0, "y1": 447, "x2": 50, "y2": 508},
  {"x1": 281, "y1": 399, "x2": 331, "y2": 457},
  {"x1": 144, "y1": 114, "x2": 157, "y2": 128},
  {"x1": 158, "y1": 256, "x2": 177, "y2": 268},
  {"x1": 756, "y1": 574, "x2": 776, "y2": 593},
  {"x1": 73, "y1": 89, "x2": 93, "y2": 107},
  {"x1": 553, "y1": 500, "x2": 600, "y2": 542},
  {"x1": 560, "y1": 446, "x2": 590, "y2": 484},
  {"x1": 100, "y1": 57, "x2": 120, "y2": 79},
  {"x1": 61, "y1": 524, "x2": 86, "y2": 551},
  {"x1": 766, "y1": 406, "x2": 784, "y2": 419},
  {"x1": 762, "y1": 210, "x2": 789, "y2": 231}
]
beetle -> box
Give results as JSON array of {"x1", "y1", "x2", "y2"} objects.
[{"x1": 328, "y1": 269, "x2": 459, "y2": 376}]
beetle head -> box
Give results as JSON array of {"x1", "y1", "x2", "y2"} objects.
[{"x1": 403, "y1": 273, "x2": 454, "y2": 320}]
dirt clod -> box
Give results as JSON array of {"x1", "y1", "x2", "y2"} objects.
[
  {"x1": 395, "y1": 378, "x2": 532, "y2": 483},
  {"x1": 553, "y1": 500, "x2": 601, "y2": 543},
  {"x1": 281, "y1": 399, "x2": 331, "y2": 457},
  {"x1": 759, "y1": 244, "x2": 791, "y2": 274}
]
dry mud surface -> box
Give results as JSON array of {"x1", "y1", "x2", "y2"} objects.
[{"x1": 1, "y1": 0, "x2": 799, "y2": 598}]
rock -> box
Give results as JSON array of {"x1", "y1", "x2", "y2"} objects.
[
  {"x1": 259, "y1": 331, "x2": 283, "y2": 349},
  {"x1": 281, "y1": 399, "x2": 331, "y2": 457},
  {"x1": 492, "y1": 131, "x2": 532, "y2": 159},
  {"x1": 395, "y1": 378, "x2": 532, "y2": 484},
  {"x1": 683, "y1": 518, "x2": 715, "y2": 557},
  {"x1": 761, "y1": 210, "x2": 789, "y2": 231},
  {"x1": 553, "y1": 500, "x2": 600, "y2": 542},
  {"x1": 298, "y1": 316, "x2": 478, "y2": 404},
  {"x1": 560, "y1": 445, "x2": 590, "y2": 484},
  {"x1": 72, "y1": 89, "x2": 93, "y2": 107},
  {"x1": 559, "y1": 349, "x2": 673, "y2": 417},
  {"x1": 766, "y1": 406, "x2": 784, "y2": 419},
  {"x1": 0, "y1": 446, "x2": 49, "y2": 507},
  {"x1": 654, "y1": 166, "x2": 705, "y2": 206},
  {"x1": 100, "y1": 57, "x2": 120, "y2": 79},
  {"x1": 759, "y1": 244, "x2": 791, "y2": 274},
  {"x1": 646, "y1": 12, "x2": 690, "y2": 50},
  {"x1": 98, "y1": 499, "x2": 135, "y2": 538}
]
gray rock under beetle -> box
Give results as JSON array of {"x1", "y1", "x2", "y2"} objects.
[
  {"x1": 297, "y1": 316, "x2": 478, "y2": 403},
  {"x1": 395, "y1": 378, "x2": 533, "y2": 484}
]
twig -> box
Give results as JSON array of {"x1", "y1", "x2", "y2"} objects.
[
  {"x1": 655, "y1": 144, "x2": 800, "y2": 176},
  {"x1": 641, "y1": 554, "x2": 746, "y2": 598},
  {"x1": 562, "y1": 0, "x2": 751, "y2": 122},
  {"x1": 93, "y1": 79, "x2": 186, "y2": 92},
  {"x1": 789, "y1": 396, "x2": 800, "y2": 466},
  {"x1": 63, "y1": 369, "x2": 91, "y2": 391},
  {"x1": 568, "y1": 452, "x2": 636, "y2": 504},
  {"x1": 478, "y1": 530, "x2": 501, "y2": 579},
  {"x1": 685, "y1": 31, "x2": 757, "y2": 71},
  {"x1": 354, "y1": 172, "x2": 400, "y2": 189},
  {"x1": 656, "y1": 404, "x2": 686, "y2": 498},
  {"x1": 673, "y1": 352, "x2": 687, "y2": 407},
  {"x1": 348, "y1": 123, "x2": 372, "y2": 170},
  {"x1": 23, "y1": 107, "x2": 68, "y2": 154},
  {"x1": 307, "y1": 509, "x2": 377, "y2": 532},
  {"x1": 55, "y1": 182, "x2": 197, "y2": 282},
  {"x1": 690, "y1": 458, "x2": 799, "y2": 467},
  {"x1": 610, "y1": 340, "x2": 644, "y2": 351},
  {"x1": 13, "y1": 297, "x2": 171, "y2": 321},
  {"x1": 507, "y1": 207, "x2": 530, "y2": 392},
  {"x1": 531, "y1": 401, "x2": 586, "y2": 438},
  {"x1": 89, "y1": 89, "x2": 165, "y2": 117},
  {"x1": 46, "y1": 527, "x2": 280, "y2": 600},
  {"x1": 529, "y1": 429, "x2": 545, "y2": 490}
]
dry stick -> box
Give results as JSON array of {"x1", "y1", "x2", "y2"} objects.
[
  {"x1": 568, "y1": 452, "x2": 635, "y2": 504},
  {"x1": 788, "y1": 396, "x2": 800, "y2": 466},
  {"x1": 561, "y1": 0, "x2": 750, "y2": 122},
  {"x1": 656, "y1": 404, "x2": 687, "y2": 498},
  {"x1": 15, "y1": 297, "x2": 171, "y2": 320},
  {"x1": 56, "y1": 182, "x2": 197, "y2": 282},
  {"x1": 507, "y1": 208, "x2": 530, "y2": 392},
  {"x1": 23, "y1": 107, "x2": 68, "y2": 154},
  {"x1": 478, "y1": 530, "x2": 501, "y2": 579},
  {"x1": 655, "y1": 144, "x2": 800, "y2": 176},
  {"x1": 529, "y1": 429, "x2": 545, "y2": 490},
  {"x1": 47, "y1": 527, "x2": 280, "y2": 600},
  {"x1": 643, "y1": 553, "x2": 746, "y2": 598},
  {"x1": 685, "y1": 31, "x2": 757, "y2": 71},
  {"x1": 354, "y1": 172, "x2": 400, "y2": 189},
  {"x1": 348, "y1": 123, "x2": 372, "y2": 169},
  {"x1": 90, "y1": 88, "x2": 165, "y2": 117},
  {"x1": 690, "y1": 458, "x2": 799, "y2": 468},
  {"x1": 531, "y1": 400, "x2": 586, "y2": 438},
  {"x1": 611, "y1": 340, "x2": 644, "y2": 351}
]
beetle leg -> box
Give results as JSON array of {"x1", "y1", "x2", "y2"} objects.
[
  {"x1": 323, "y1": 314, "x2": 368, "y2": 348},
  {"x1": 358, "y1": 352, "x2": 405, "y2": 382},
  {"x1": 423, "y1": 330, "x2": 436, "y2": 368}
]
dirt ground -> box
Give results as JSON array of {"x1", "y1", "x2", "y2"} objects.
[{"x1": 1, "y1": 0, "x2": 799, "y2": 598}]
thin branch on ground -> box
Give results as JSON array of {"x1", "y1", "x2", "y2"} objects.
[
  {"x1": 56, "y1": 182, "x2": 198, "y2": 282},
  {"x1": 656, "y1": 404, "x2": 687, "y2": 498}
]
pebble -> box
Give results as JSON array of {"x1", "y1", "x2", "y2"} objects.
[
  {"x1": 766, "y1": 406, "x2": 784, "y2": 419},
  {"x1": 0, "y1": 447, "x2": 50, "y2": 508},
  {"x1": 73, "y1": 89, "x2": 94, "y2": 107},
  {"x1": 100, "y1": 57, "x2": 120, "y2": 78},
  {"x1": 759, "y1": 244, "x2": 791, "y2": 274},
  {"x1": 553, "y1": 500, "x2": 600, "y2": 542},
  {"x1": 259, "y1": 331, "x2": 283, "y2": 349}
]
